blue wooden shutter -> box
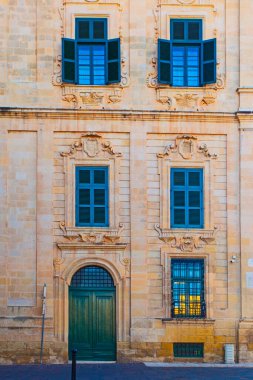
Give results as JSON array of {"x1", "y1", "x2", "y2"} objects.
[
  {"x1": 76, "y1": 167, "x2": 91, "y2": 226},
  {"x1": 202, "y1": 38, "x2": 216, "y2": 84},
  {"x1": 93, "y1": 168, "x2": 109, "y2": 226},
  {"x1": 158, "y1": 39, "x2": 172, "y2": 84},
  {"x1": 106, "y1": 38, "x2": 121, "y2": 84},
  {"x1": 187, "y1": 169, "x2": 203, "y2": 228},
  {"x1": 76, "y1": 167, "x2": 109, "y2": 227},
  {"x1": 171, "y1": 169, "x2": 186, "y2": 228},
  {"x1": 62, "y1": 38, "x2": 76, "y2": 83},
  {"x1": 171, "y1": 168, "x2": 203, "y2": 228}
]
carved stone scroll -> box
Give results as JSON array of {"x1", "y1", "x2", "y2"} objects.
[
  {"x1": 59, "y1": 222, "x2": 125, "y2": 245},
  {"x1": 155, "y1": 224, "x2": 218, "y2": 253},
  {"x1": 157, "y1": 135, "x2": 217, "y2": 161},
  {"x1": 60, "y1": 132, "x2": 122, "y2": 158}
]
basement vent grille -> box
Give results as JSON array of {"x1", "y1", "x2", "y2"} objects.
[{"x1": 173, "y1": 343, "x2": 204, "y2": 358}]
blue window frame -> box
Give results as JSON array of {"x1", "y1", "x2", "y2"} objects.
[
  {"x1": 171, "y1": 259, "x2": 206, "y2": 318},
  {"x1": 76, "y1": 166, "x2": 109, "y2": 227},
  {"x1": 170, "y1": 168, "x2": 203, "y2": 228},
  {"x1": 62, "y1": 18, "x2": 121, "y2": 85},
  {"x1": 158, "y1": 19, "x2": 216, "y2": 86}
]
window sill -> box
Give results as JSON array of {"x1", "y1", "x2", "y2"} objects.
[
  {"x1": 147, "y1": 71, "x2": 225, "y2": 110},
  {"x1": 58, "y1": 222, "x2": 126, "y2": 246},
  {"x1": 52, "y1": 56, "x2": 130, "y2": 109},
  {"x1": 161, "y1": 318, "x2": 215, "y2": 325}
]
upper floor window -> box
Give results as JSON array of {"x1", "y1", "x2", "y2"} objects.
[
  {"x1": 171, "y1": 259, "x2": 206, "y2": 318},
  {"x1": 158, "y1": 19, "x2": 216, "y2": 87},
  {"x1": 62, "y1": 18, "x2": 121, "y2": 85},
  {"x1": 76, "y1": 166, "x2": 109, "y2": 227},
  {"x1": 170, "y1": 168, "x2": 203, "y2": 229}
]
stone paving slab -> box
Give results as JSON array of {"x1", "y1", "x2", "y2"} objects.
[{"x1": 0, "y1": 363, "x2": 253, "y2": 380}]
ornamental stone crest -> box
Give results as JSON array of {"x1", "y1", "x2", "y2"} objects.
[
  {"x1": 83, "y1": 136, "x2": 101, "y2": 157},
  {"x1": 178, "y1": 136, "x2": 196, "y2": 160},
  {"x1": 157, "y1": 135, "x2": 217, "y2": 161},
  {"x1": 60, "y1": 132, "x2": 122, "y2": 159}
]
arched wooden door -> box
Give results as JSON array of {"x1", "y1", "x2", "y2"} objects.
[{"x1": 69, "y1": 266, "x2": 116, "y2": 361}]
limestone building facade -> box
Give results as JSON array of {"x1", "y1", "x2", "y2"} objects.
[{"x1": 1, "y1": 0, "x2": 253, "y2": 364}]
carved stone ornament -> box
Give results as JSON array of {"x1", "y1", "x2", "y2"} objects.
[
  {"x1": 159, "y1": 0, "x2": 211, "y2": 4},
  {"x1": 119, "y1": 254, "x2": 130, "y2": 275},
  {"x1": 157, "y1": 135, "x2": 217, "y2": 160},
  {"x1": 174, "y1": 93, "x2": 199, "y2": 108},
  {"x1": 63, "y1": 0, "x2": 121, "y2": 4},
  {"x1": 155, "y1": 224, "x2": 218, "y2": 252},
  {"x1": 53, "y1": 255, "x2": 65, "y2": 276},
  {"x1": 59, "y1": 222, "x2": 125, "y2": 245},
  {"x1": 176, "y1": 0, "x2": 196, "y2": 4},
  {"x1": 60, "y1": 132, "x2": 122, "y2": 158},
  {"x1": 83, "y1": 136, "x2": 101, "y2": 157}
]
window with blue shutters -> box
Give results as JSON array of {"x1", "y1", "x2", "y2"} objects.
[
  {"x1": 158, "y1": 19, "x2": 216, "y2": 86},
  {"x1": 62, "y1": 18, "x2": 121, "y2": 85},
  {"x1": 76, "y1": 166, "x2": 109, "y2": 227},
  {"x1": 170, "y1": 168, "x2": 203, "y2": 228},
  {"x1": 171, "y1": 259, "x2": 206, "y2": 318}
]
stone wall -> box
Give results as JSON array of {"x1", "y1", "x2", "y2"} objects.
[{"x1": 0, "y1": 0, "x2": 253, "y2": 364}]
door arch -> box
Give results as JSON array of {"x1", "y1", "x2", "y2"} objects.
[{"x1": 69, "y1": 265, "x2": 116, "y2": 361}]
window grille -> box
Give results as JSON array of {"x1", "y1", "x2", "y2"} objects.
[
  {"x1": 171, "y1": 259, "x2": 206, "y2": 318},
  {"x1": 70, "y1": 266, "x2": 115, "y2": 288},
  {"x1": 174, "y1": 343, "x2": 204, "y2": 358}
]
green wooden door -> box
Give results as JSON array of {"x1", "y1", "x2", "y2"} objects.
[{"x1": 69, "y1": 266, "x2": 116, "y2": 361}]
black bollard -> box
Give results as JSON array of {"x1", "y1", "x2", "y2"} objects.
[{"x1": 71, "y1": 349, "x2": 77, "y2": 380}]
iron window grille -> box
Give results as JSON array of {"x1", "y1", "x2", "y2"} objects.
[
  {"x1": 171, "y1": 259, "x2": 206, "y2": 318},
  {"x1": 173, "y1": 343, "x2": 204, "y2": 358},
  {"x1": 71, "y1": 266, "x2": 115, "y2": 288}
]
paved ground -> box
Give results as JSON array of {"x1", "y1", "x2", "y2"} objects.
[{"x1": 0, "y1": 363, "x2": 253, "y2": 380}]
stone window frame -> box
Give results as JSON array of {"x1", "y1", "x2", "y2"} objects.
[
  {"x1": 157, "y1": 135, "x2": 217, "y2": 232},
  {"x1": 161, "y1": 250, "x2": 214, "y2": 320},
  {"x1": 53, "y1": 2, "x2": 129, "y2": 108},
  {"x1": 60, "y1": 132, "x2": 122, "y2": 237}
]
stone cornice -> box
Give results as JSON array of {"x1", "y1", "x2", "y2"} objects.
[
  {"x1": 237, "y1": 111, "x2": 253, "y2": 123},
  {"x1": 237, "y1": 87, "x2": 253, "y2": 94},
  {"x1": 0, "y1": 107, "x2": 237, "y2": 123},
  {"x1": 57, "y1": 242, "x2": 128, "y2": 251}
]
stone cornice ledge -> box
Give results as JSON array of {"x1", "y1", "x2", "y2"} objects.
[
  {"x1": 57, "y1": 242, "x2": 127, "y2": 251},
  {"x1": 237, "y1": 111, "x2": 253, "y2": 123},
  {"x1": 0, "y1": 107, "x2": 236, "y2": 123},
  {"x1": 237, "y1": 87, "x2": 253, "y2": 93}
]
